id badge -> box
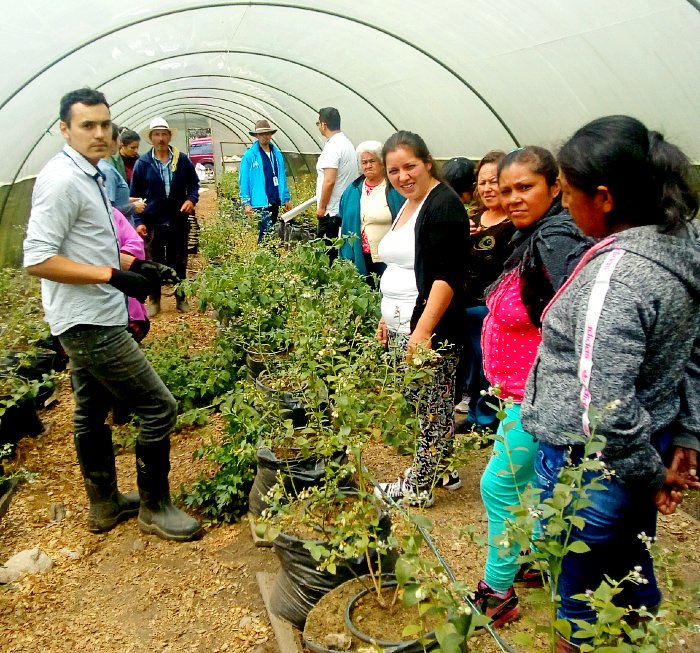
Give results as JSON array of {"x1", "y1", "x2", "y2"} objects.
[{"x1": 273, "y1": 176, "x2": 279, "y2": 186}]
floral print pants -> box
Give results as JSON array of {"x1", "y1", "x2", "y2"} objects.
[{"x1": 388, "y1": 330, "x2": 460, "y2": 490}]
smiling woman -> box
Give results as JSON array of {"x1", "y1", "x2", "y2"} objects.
[{"x1": 373, "y1": 130, "x2": 470, "y2": 508}]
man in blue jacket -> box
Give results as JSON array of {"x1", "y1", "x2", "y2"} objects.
[
  {"x1": 239, "y1": 119, "x2": 291, "y2": 243},
  {"x1": 131, "y1": 117, "x2": 199, "y2": 315}
]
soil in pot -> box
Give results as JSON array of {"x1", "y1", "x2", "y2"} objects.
[
  {"x1": 304, "y1": 577, "x2": 439, "y2": 653},
  {"x1": 347, "y1": 581, "x2": 440, "y2": 648}
]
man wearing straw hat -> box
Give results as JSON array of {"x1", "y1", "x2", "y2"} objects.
[
  {"x1": 130, "y1": 117, "x2": 199, "y2": 315},
  {"x1": 239, "y1": 119, "x2": 291, "y2": 243}
]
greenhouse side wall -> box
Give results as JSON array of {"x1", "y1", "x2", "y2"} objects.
[{"x1": 0, "y1": 178, "x2": 34, "y2": 268}]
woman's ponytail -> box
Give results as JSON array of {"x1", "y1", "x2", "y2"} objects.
[{"x1": 647, "y1": 130, "x2": 699, "y2": 231}]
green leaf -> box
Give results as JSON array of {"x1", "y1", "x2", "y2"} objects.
[
  {"x1": 401, "y1": 623, "x2": 422, "y2": 637},
  {"x1": 434, "y1": 623, "x2": 464, "y2": 653},
  {"x1": 511, "y1": 632, "x2": 535, "y2": 646},
  {"x1": 566, "y1": 540, "x2": 591, "y2": 554},
  {"x1": 393, "y1": 557, "x2": 413, "y2": 587}
]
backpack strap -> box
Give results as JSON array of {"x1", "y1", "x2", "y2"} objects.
[{"x1": 579, "y1": 248, "x2": 626, "y2": 437}]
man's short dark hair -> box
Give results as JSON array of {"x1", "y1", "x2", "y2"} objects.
[
  {"x1": 60, "y1": 88, "x2": 109, "y2": 124},
  {"x1": 318, "y1": 107, "x2": 341, "y2": 131}
]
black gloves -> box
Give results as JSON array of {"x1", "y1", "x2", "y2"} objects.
[
  {"x1": 107, "y1": 269, "x2": 151, "y2": 302},
  {"x1": 130, "y1": 259, "x2": 181, "y2": 286}
]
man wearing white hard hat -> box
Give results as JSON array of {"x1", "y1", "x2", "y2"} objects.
[{"x1": 130, "y1": 117, "x2": 199, "y2": 315}]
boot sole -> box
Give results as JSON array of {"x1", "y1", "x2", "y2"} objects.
[
  {"x1": 138, "y1": 517, "x2": 203, "y2": 542},
  {"x1": 88, "y1": 506, "x2": 140, "y2": 533}
]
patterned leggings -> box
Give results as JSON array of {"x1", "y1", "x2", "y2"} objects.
[{"x1": 388, "y1": 330, "x2": 460, "y2": 490}]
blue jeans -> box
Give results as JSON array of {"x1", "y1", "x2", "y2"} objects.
[
  {"x1": 257, "y1": 204, "x2": 280, "y2": 243},
  {"x1": 463, "y1": 306, "x2": 498, "y2": 430},
  {"x1": 535, "y1": 443, "x2": 662, "y2": 627},
  {"x1": 480, "y1": 403, "x2": 539, "y2": 591},
  {"x1": 59, "y1": 326, "x2": 177, "y2": 448}
]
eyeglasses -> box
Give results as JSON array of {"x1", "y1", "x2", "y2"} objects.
[{"x1": 316, "y1": 121, "x2": 323, "y2": 127}]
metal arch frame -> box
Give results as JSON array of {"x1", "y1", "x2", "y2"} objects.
[
  {"x1": 122, "y1": 97, "x2": 305, "y2": 154},
  {"x1": 0, "y1": 1, "x2": 518, "y2": 141},
  {"x1": 163, "y1": 109, "x2": 250, "y2": 146},
  {"x1": 113, "y1": 85, "x2": 320, "y2": 148},
  {"x1": 107, "y1": 74, "x2": 321, "y2": 132},
  {"x1": 1, "y1": 1, "x2": 525, "y2": 226},
  {"x1": 2, "y1": 43, "x2": 392, "y2": 216},
  {"x1": 97, "y1": 49, "x2": 397, "y2": 132},
  {"x1": 124, "y1": 101, "x2": 305, "y2": 157}
]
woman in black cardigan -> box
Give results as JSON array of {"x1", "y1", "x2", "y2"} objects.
[{"x1": 375, "y1": 131, "x2": 470, "y2": 506}]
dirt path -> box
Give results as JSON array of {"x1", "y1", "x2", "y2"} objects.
[{"x1": 2, "y1": 186, "x2": 698, "y2": 652}]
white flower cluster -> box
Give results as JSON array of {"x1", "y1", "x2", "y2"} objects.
[
  {"x1": 637, "y1": 531, "x2": 655, "y2": 551},
  {"x1": 631, "y1": 565, "x2": 649, "y2": 585}
]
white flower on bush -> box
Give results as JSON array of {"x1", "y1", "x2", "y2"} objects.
[
  {"x1": 415, "y1": 587, "x2": 428, "y2": 601},
  {"x1": 637, "y1": 532, "x2": 655, "y2": 550},
  {"x1": 631, "y1": 566, "x2": 649, "y2": 584}
]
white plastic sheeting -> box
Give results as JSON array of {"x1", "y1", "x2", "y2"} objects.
[{"x1": 2, "y1": 0, "x2": 700, "y2": 189}]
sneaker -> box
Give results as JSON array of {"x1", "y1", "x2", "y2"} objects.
[
  {"x1": 374, "y1": 477, "x2": 435, "y2": 508},
  {"x1": 404, "y1": 467, "x2": 462, "y2": 492},
  {"x1": 514, "y1": 562, "x2": 545, "y2": 588},
  {"x1": 440, "y1": 470, "x2": 462, "y2": 491},
  {"x1": 472, "y1": 580, "x2": 519, "y2": 627}
]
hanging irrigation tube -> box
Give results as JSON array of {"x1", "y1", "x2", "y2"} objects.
[{"x1": 364, "y1": 466, "x2": 519, "y2": 653}]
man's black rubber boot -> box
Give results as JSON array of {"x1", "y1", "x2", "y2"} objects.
[
  {"x1": 75, "y1": 425, "x2": 139, "y2": 533},
  {"x1": 136, "y1": 440, "x2": 202, "y2": 542},
  {"x1": 84, "y1": 481, "x2": 140, "y2": 533}
]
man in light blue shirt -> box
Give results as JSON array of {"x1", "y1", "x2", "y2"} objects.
[
  {"x1": 239, "y1": 119, "x2": 292, "y2": 243},
  {"x1": 23, "y1": 88, "x2": 201, "y2": 542}
]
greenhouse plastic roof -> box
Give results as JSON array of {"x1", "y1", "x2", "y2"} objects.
[{"x1": 3, "y1": 0, "x2": 700, "y2": 187}]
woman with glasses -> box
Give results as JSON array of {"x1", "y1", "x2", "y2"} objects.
[{"x1": 338, "y1": 141, "x2": 405, "y2": 284}]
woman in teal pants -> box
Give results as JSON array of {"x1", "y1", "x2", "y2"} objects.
[{"x1": 476, "y1": 146, "x2": 591, "y2": 626}]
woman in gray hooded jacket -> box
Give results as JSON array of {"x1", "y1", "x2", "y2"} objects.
[{"x1": 520, "y1": 115, "x2": 700, "y2": 651}]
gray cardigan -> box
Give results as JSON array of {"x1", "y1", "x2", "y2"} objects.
[{"x1": 521, "y1": 222, "x2": 700, "y2": 491}]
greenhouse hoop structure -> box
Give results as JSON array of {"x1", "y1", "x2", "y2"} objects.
[{"x1": 1, "y1": 0, "x2": 699, "y2": 265}]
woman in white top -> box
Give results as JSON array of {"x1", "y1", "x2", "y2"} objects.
[
  {"x1": 338, "y1": 141, "x2": 405, "y2": 286},
  {"x1": 375, "y1": 131, "x2": 470, "y2": 507}
]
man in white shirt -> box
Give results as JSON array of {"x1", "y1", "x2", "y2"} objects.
[
  {"x1": 315, "y1": 107, "x2": 359, "y2": 261},
  {"x1": 23, "y1": 88, "x2": 201, "y2": 542}
]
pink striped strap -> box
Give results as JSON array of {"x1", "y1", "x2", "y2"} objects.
[{"x1": 579, "y1": 248, "x2": 626, "y2": 437}]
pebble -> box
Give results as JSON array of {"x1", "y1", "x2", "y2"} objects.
[
  {"x1": 132, "y1": 539, "x2": 146, "y2": 552},
  {"x1": 324, "y1": 633, "x2": 352, "y2": 650},
  {"x1": 238, "y1": 614, "x2": 255, "y2": 628},
  {"x1": 0, "y1": 547, "x2": 53, "y2": 583},
  {"x1": 49, "y1": 502, "x2": 66, "y2": 522},
  {"x1": 59, "y1": 547, "x2": 81, "y2": 560}
]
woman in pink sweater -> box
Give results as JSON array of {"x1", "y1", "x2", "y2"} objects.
[{"x1": 475, "y1": 146, "x2": 591, "y2": 626}]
